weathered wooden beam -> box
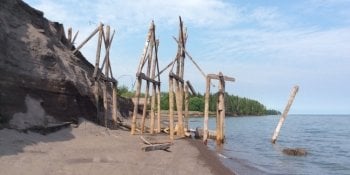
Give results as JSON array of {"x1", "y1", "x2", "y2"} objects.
[
  {"x1": 169, "y1": 72, "x2": 184, "y2": 84},
  {"x1": 216, "y1": 75, "x2": 226, "y2": 145},
  {"x1": 203, "y1": 76, "x2": 211, "y2": 144},
  {"x1": 272, "y1": 86, "x2": 299, "y2": 144},
  {"x1": 186, "y1": 81, "x2": 196, "y2": 95},
  {"x1": 67, "y1": 27, "x2": 72, "y2": 48},
  {"x1": 207, "y1": 74, "x2": 235, "y2": 82},
  {"x1": 184, "y1": 84, "x2": 189, "y2": 131},
  {"x1": 137, "y1": 73, "x2": 160, "y2": 85},
  {"x1": 156, "y1": 85, "x2": 161, "y2": 133},
  {"x1": 168, "y1": 77, "x2": 175, "y2": 140},
  {"x1": 92, "y1": 24, "x2": 103, "y2": 79},
  {"x1": 72, "y1": 30, "x2": 79, "y2": 45},
  {"x1": 73, "y1": 24, "x2": 101, "y2": 54},
  {"x1": 103, "y1": 25, "x2": 110, "y2": 127},
  {"x1": 112, "y1": 81, "x2": 118, "y2": 123},
  {"x1": 141, "y1": 143, "x2": 172, "y2": 152}
]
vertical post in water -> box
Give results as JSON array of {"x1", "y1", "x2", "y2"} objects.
[
  {"x1": 217, "y1": 73, "x2": 226, "y2": 145},
  {"x1": 203, "y1": 76, "x2": 211, "y2": 144},
  {"x1": 271, "y1": 86, "x2": 299, "y2": 144}
]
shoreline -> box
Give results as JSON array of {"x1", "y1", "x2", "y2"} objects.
[{"x1": 0, "y1": 119, "x2": 235, "y2": 175}]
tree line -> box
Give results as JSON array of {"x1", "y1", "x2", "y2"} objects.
[{"x1": 118, "y1": 86, "x2": 281, "y2": 116}]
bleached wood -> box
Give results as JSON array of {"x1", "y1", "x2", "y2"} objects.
[{"x1": 272, "y1": 86, "x2": 299, "y2": 144}]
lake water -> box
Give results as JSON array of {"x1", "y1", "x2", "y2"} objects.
[{"x1": 189, "y1": 115, "x2": 350, "y2": 175}]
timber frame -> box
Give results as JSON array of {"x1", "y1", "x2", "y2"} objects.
[
  {"x1": 69, "y1": 23, "x2": 119, "y2": 126},
  {"x1": 203, "y1": 72, "x2": 235, "y2": 145},
  {"x1": 131, "y1": 21, "x2": 161, "y2": 135}
]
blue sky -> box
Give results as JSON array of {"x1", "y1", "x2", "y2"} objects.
[{"x1": 24, "y1": 0, "x2": 350, "y2": 114}]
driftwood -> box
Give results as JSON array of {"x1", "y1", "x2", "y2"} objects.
[
  {"x1": 140, "y1": 136, "x2": 173, "y2": 152},
  {"x1": 140, "y1": 136, "x2": 173, "y2": 145},
  {"x1": 142, "y1": 143, "x2": 172, "y2": 152}
]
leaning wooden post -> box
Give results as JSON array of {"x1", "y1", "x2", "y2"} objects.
[
  {"x1": 271, "y1": 86, "x2": 299, "y2": 144},
  {"x1": 203, "y1": 76, "x2": 211, "y2": 144},
  {"x1": 169, "y1": 77, "x2": 175, "y2": 140},
  {"x1": 67, "y1": 27, "x2": 72, "y2": 48},
  {"x1": 217, "y1": 73, "x2": 226, "y2": 145},
  {"x1": 140, "y1": 38, "x2": 154, "y2": 134},
  {"x1": 131, "y1": 76, "x2": 142, "y2": 135},
  {"x1": 184, "y1": 84, "x2": 189, "y2": 131}
]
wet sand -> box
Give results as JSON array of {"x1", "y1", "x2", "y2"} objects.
[{"x1": 0, "y1": 119, "x2": 234, "y2": 175}]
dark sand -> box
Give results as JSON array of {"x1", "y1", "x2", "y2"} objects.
[{"x1": 0, "y1": 119, "x2": 235, "y2": 175}]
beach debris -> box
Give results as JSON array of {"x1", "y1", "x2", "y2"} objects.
[
  {"x1": 282, "y1": 148, "x2": 307, "y2": 156},
  {"x1": 271, "y1": 86, "x2": 299, "y2": 144},
  {"x1": 194, "y1": 127, "x2": 217, "y2": 140},
  {"x1": 140, "y1": 136, "x2": 173, "y2": 152}
]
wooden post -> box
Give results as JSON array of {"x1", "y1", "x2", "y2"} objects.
[
  {"x1": 203, "y1": 76, "x2": 211, "y2": 143},
  {"x1": 150, "y1": 84, "x2": 156, "y2": 134},
  {"x1": 93, "y1": 24, "x2": 103, "y2": 79},
  {"x1": 112, "y1": 81, "x2": 118, "y2": 123},
  {"x1": 184, "y1": 84, "x2": 189, "y2": 131},
  {"x1": 140, "y1": 37, "x2": 153, "y2": 134},
  {"x1": 271, "y1": 86, "x2": 299, "y2": 144},
  {"x1": 169, "y1": 77, "x2": 175, "y2": 140},
  {"x1": 156, "y1": 85, "x2": 161, "y2": 133},
  {"x1": 103, "y1": 25, "x2": 110, "y2": 127},
  {"x1": 217, "y1": 73, "x2": 226, "y2": 144},
  {"x1": 67, "y1": 27, "x2": 72, "y2": 48},
  {"x1": 131, "y1": 77, "x2": 142, "y2": 135}
]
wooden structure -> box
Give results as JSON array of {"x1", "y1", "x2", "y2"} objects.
[
  {"x1": 271, "y1": 85, "x2": 299, "y2": 144},
  {"x1": 203, "y1": 72, "x2": 235, "y2": 145},
  {"x1": 167, "y1": 17, "x2": 187, "y2": 139},
  {"x1": 69, "y1": 23, "x2": 118, "y2": 126},
  {"x1": 131, "y1": 21, "x2": 161, "y2": 135}
]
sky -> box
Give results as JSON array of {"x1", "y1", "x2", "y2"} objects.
[{"x1": 23, "y1": 0, "x2": 350, "y2": 114}]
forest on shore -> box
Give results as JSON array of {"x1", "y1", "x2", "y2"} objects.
[{"x1": 118, "y1": 86, "x2": 281, "y2": 116}]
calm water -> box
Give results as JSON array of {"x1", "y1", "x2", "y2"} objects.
[{"x1": 189, "y1": 115, "x2": 350, "y2": 175}]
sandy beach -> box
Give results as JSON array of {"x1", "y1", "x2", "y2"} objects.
[{"x1": 0, "y1": 119, "x2": 234, "y2": 175}]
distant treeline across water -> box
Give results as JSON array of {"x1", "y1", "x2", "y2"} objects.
[{"x1": 118, "y1": 86, "x2": 280, "y2": 116}]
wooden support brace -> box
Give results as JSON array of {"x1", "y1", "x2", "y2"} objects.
[{"x1": 73, "y1": 24, "x2": 102, "y2": 54}]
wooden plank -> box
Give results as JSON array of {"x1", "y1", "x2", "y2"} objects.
[
  {"x1": 103, "y1": 25, "x2": 110, "y2": 127},
  {"x1": 207, "y1": 74, "x2": 235, "y2": 82},
  {"x1": 71, "y1": 30, "x2": 79, "y2": 45},
  {"x1": 272, "y1": 86, "x2": 299, "y2": 144},
  {"x1": 169, "y1": 72, "x2": 184, "y2": 84},
  {"x1": 141, "y1": 143, "x2": 172, "y2": 152},
  {"x1": 67, "y1": 27, "x2": 72, "y2": 48}
]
